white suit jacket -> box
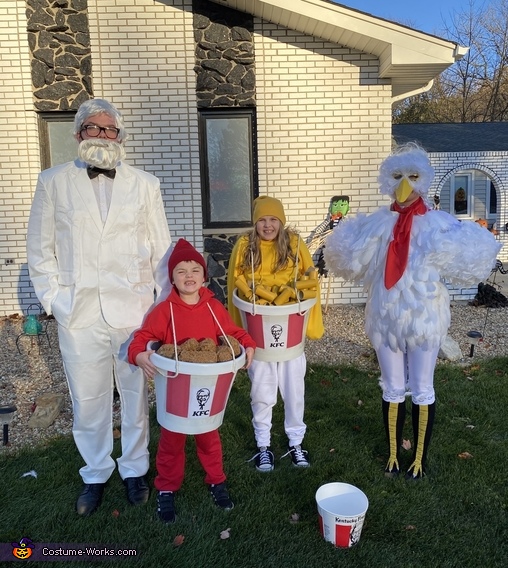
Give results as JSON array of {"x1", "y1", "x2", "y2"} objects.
[{"x1": 27, "y1": 159, "x2": 172, "y2": 329}]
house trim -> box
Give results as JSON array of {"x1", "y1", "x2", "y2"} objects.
[{"x1": 208, "y1": 0, "x2": 468, "y2": 99}]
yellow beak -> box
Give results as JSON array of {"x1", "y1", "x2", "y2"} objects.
[{"x1": 395, "y1": 178, "x2": 414, "y2": 203}]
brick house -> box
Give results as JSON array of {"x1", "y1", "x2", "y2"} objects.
[
  {"x1": 393, "y1": 122, "x2": 508, "y2": 233},
  {"x1": 1, "y1": 0, "x2": 479, "y2": 315},
  {"x1": 392, "y1": 122, "x2": 508, "y2": 298}
]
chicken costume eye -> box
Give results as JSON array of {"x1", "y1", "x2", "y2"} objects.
[{"x1": 378, "y1": 143, "x2": 434, "y2": 201}]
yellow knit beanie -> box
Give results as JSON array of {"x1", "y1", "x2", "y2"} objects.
[{"x1": 252, "y1": 196, "x2": 286, "y2": 225}]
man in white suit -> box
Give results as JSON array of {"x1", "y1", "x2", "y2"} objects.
[{"x1": 27, "y1": 99, "x2": 172, "y2": 516}]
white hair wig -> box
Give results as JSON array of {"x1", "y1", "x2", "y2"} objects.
[
  {"x1": 378, "y1": 142, "x2": 434, "y2": 199},
  {"x1": 73, "y1": 98, "x2": 127, "y2": 142}
]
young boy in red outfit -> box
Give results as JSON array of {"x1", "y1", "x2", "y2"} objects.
[{"x1": 128, "y1": 239, "x2": 255, "y2": 524}]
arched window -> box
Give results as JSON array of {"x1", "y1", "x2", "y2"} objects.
[{"x1": 444, "y1": 170, "x2": 498, "y2": 227}]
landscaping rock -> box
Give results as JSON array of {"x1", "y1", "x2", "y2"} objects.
[
  {"x1": 28, "y1": 393, "x2": 65, "y2": 428},
  {"x1": 438, "y1": 335, "x2": 463, "y2": 361}
]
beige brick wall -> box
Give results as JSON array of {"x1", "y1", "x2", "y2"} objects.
[
  {"x1": 253, "y1": 22, "x2": 393, "y2": 305},
  {"x1": 2, "y1": 0, "x2": 438, "y2": 315},
  {"x1": 87, "y1": 0, "x2": 202, "y2": 244},
  {"x1": 0, "y1": 1, "x2": 40, "y2": 314}
]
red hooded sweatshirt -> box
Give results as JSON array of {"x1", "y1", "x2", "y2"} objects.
[{"x1": 128, "y1": 286, "x2": 255, "y2": 364}]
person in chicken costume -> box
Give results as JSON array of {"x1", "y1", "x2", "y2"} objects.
[{"x1": 324, "y1": 143, "x2": 502, "y2": 479}]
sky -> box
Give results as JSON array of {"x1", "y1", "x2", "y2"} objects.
[{"x1": 336, "y1": 0, "x2": 467, "y2": 36}]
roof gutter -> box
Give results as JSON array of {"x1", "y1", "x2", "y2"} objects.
[
  {"x1": 209, "y1": 0, "x2": 469, "y2": 99},
  {"x1": 391, "y1": 44, "x2": 468, "y2": 103},
  {"x1": 392, "y1": 79, "x2": 434, "y2": 104},
  {"x1": 454, "y1": 45, "x2": 470, "y2": 60}
]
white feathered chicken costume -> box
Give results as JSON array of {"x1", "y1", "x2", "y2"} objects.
[{"x1": 324, "y1": 143, "x2": 502, "y2": 478}]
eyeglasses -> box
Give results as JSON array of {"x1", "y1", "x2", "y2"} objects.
[{"x1": 80, "y1": 124, "x2": 120, "y2": 140}]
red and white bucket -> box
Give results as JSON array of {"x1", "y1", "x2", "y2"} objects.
[
  {"x1": 232, "y1": 290, "x2": 316, "y2": 362},
  {"x1": 315, "y1": 482, "x2": 369, "y2": 548},
  {"x1": 150, "y1": 344, "x2": 245, "y2": 435}
]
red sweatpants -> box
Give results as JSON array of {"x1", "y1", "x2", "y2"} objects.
[{"x1": 154, "y1": 427, "x2": 226, "y2": 491}]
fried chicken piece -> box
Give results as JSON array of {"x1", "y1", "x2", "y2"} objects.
[
  {"x1": 156, "y1": 343, "x2": 176, "y2": 359},
  {"x1": 216, "y1": 345, "x2": 234, "y2": 362},
  {"x1": 219, "y1": 335, "x2": 241, "y2": 357},
  {"x1": 179, "y1": 338, "x2": 199, "y2": 352},
  {"x1": 179, "y1": 350, "x2": 217, "y2": 363},
  {"x1": 198, "y1": 338, "x2": 217, "y2": 351}
]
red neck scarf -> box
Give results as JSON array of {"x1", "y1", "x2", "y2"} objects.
[{"x1": 384, "y1": 196, "x2": 428, "y2": 289}]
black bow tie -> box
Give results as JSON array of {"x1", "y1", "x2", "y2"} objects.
[{"x1": 87, "y1": 166, "x2": 116, "y2": 180}]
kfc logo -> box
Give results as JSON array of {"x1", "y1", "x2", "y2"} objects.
[
  {"x1": 270, "y1": 324, "x2": 285, "y2": 347},
  {"x1": 192, "y1": 388, "x2": 211, "y2": 416}
]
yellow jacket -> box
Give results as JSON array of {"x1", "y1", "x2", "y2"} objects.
[{"x1": 227, "y1": 233, "x2": 324, "y2": 340}]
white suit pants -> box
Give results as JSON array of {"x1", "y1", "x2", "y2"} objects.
[
  {"x1": 376, "y1": 343, "x2": 439, "y2": 405},
  {"x1": 248, "y1": 354, "x2": 306, "y2": 448},
  {"x1": 58, "y1": 315, "x2": 149, "y2": 484}
]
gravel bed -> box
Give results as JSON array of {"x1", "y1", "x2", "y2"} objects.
[{"x1": 1, "y1": 302, "x2": 507, "y2": 454}]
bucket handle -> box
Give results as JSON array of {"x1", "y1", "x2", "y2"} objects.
[
  {"x1": 248, "y1": 249, "x2": 258, "y2": 316},
  {"x1": 293, "y1": 235, "x2": 303, "y2": 313},
  {"x1": 158, "y1": 302, "x2": 239, "y2": 378},
  {"x1": 246, "y1": 235, "x2": 305, "y2": 315},
  {"x1": 206, "y1": 303, "x2": 238, "y2": 373},
  {"x1": 164, "y1": 302, "x2": 180, "y2": 379},
  {"x1": 296, "y1": 307, "x2": 309, "y2": 317}
]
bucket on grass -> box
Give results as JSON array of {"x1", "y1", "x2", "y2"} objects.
[
  {"x1": 232, "y1": 289, "x2": 316, "y2": 362},
  {"x1": 315, "y1": 482, "x2": 369, "y2": 548},
  {"x1": 149, "y1": 342, "x2": 245, "y2": 435}
]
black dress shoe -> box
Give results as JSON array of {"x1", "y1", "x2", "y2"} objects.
[
  {"x1": 124, "y1": 476, "x2": 149, "y2": 505},
  {"x1": 76, "y1": 483, "x2": 105, "y2": 516}
]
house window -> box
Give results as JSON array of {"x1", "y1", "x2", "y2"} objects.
[
  {"x1": 453, "y1": 174, "x2": 469, "y2": 216},
  {"x1": 446, "y1": 171, "x2": 498, "y2": 222},
  {"x1": 488, "y1": 181, "x2": 497, "y2": 217},
  {"x1": 199, "y1": 109, "x2": 258, "y2": 229},
  {"x1": 38, "y1": 112, "x2": 76, "y2": 170}
]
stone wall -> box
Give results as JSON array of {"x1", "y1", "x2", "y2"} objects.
[
  {"x1": 204, "y1": 234, "x2": 238, "y2": 304},
  {"x1": 193, "y1": 0, "x2": 255, "y2": 303},
  {"x1": 27, "y1": 0, "x2": 92, "y2": 111},
  {"x1": 193, "y1": 0, "x2": 255, "y2": 108}
]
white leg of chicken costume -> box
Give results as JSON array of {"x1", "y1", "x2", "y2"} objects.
[
  {"x1": 377, "y1": 342, "x2": 438, "y2": 477},
  {"x1": 324, "y1": 143, "x2": 502, "y2": 479}
]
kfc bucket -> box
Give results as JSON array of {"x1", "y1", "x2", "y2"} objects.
[
  {"x1": 232, "y1": 290, "x2": 315, "y2": 362},
  {"x1": 150, "y1": 343, "x2": 245, "y2": 435}
]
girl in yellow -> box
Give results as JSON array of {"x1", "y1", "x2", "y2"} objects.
[{"x1": 227, "y1": 196, "x2": 324, "y2": 471}]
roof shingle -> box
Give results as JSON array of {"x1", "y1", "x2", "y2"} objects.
[{"x1": 392, "y1": 123, "x2": 508, "y2": 152}]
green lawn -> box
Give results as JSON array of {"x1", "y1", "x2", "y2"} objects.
[{"x1": 1, "y1": 358, "x2": 508, "y2": 567}]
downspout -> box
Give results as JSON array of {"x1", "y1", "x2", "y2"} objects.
[
  {"x1": 391, "y1": 45, "x2": 468, "y2": 105},
  {"x1": 392, "y1": 79, "x2": 434, "y2": 105}
]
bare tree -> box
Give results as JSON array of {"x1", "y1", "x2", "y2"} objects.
[
  {"x1": 394, "y1": 0, "x2": 508, "y2": 123},
  {"x1": 480, "y1": 0, "x2": 508, "y2": 120}
]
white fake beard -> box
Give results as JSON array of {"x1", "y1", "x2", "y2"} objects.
[{"x1": 78, "y1": 139, "x2": 126, "y2": 170}]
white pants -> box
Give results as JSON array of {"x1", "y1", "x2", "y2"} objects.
[
  {"x1": 376, "y1": 343, "x2": 439, "y2": 405},
  {"x1": 58, "y1": 315, "x2": 149, "y2": 484},
  {"x1": 248, "y1": 354, "x2": 306, "y2": 448}
]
